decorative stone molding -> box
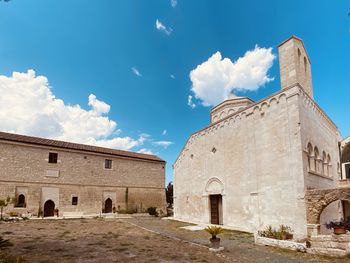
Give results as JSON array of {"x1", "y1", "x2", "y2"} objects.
[{"x1": 174, "y1": 85, "x2": 302, "y2": 168}]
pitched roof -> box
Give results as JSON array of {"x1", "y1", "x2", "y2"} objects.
[{"x1": 0, "y1": 131, "x2": 165, "y2": 163}]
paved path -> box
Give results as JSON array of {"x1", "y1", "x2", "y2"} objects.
[{"x1": 125, "y1": 217, "x2": 350, "y2": 263}]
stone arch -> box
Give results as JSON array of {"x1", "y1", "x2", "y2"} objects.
[
  {"x1": 305, "y1": 188, "x2": 350, "y2": 224},
  {"x1": 104, "y1": 198, "x2": 113, "y2": 213},
  {"x1": 16, "y1": 194, "x2": 26, "y2": 208},
  {"x1": 43, "y1": 200, "x2": 55, "y2": 217},
  {"x1": 205, "y1": 177, "x2": 224, "y2": 195}
]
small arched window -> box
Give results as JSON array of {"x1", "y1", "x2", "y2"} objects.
[
  {"x1": 327, "y1": 154, "x2": 331, "y2": 176},
  {"x1": 304, "y1": 57, "x2": 308, "y2": 74},
  {"x1": 16, "y1": 194, "x2": 26, "y2": 208},
  {"x1": 314, "y1": 147, "x2": 319, "y2": 173},
  {"x1": 307, "y1": 143, "x2": 313, "y2": 171},
  {"x1": 298, "y1": 49, "x2": 301, "y2": 65},
  {"x1": 322, "y1": 151, "x2": 327, "y2": 175}
]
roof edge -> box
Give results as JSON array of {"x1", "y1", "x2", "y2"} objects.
[{"x1": 0, "y1": 131, "x2": 165, "y2": 163}]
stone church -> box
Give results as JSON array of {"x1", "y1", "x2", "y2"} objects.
[
  {"x1": 173, "y1": 36, "x2": 350, "y2": 239},
  {"x1": 0, "y1": 132, "x2": 166, "y2": 217}
]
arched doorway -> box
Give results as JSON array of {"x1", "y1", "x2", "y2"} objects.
[
  {"x1": 16, "y1": 194, "x2": 26, "y2": 207},
  {"x1": 43, "y1": 200, "x2": 55, "y2": 217},
  {"x1": 104, "y1": 198, "x2": 112, "y2": 213},
  {"x1": 205, "y1": 177, "x2": 224, "y2": 225}
]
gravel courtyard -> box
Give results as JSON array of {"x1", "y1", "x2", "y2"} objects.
[{"x1": 0, "y1": 217, "x2": 349, "y2": 263}]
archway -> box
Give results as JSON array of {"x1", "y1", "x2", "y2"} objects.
[
  {"x1": 16, "y1": 194, "x2": 26, "y2": 207},
  {"x1": 43, "y1": 200, "x2": 55, "y2": 217},
  {"x1": 205, "y1": 178, "x2": 224, "y2": 225},
  {"x1": 306, "y1": 188, "x2": 350, "y2": 224},
  {"x1": 104, "y1": 198, "x2": 112, "y2": 213}
]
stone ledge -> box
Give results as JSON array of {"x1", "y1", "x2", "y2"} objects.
[
  {"x1": 255, "y1": 235, "x2": 306, "y2": 252},
  {"x1": 307, "y1": 247, "x2": 348, "y2": 257}
]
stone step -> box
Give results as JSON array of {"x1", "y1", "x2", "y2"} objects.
[{"x1": 307, "y1": 247, "x2": 347, "y2": 257}]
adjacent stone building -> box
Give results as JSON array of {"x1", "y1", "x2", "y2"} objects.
[
  {"x1": 173, "y1": 36, "x2": 347, "y2": 238},
  {"x1": 0, "y1": 132, "x2": 166, "y2": 217}
]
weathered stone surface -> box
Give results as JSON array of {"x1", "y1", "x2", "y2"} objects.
[
  {"x1": 173, "y1": 36, "x2": 342, "y2": 239},
  {"x1": 255, "y1": 235, "x2": 306, "y2": 252},
  {"x1": 0, "y1": 137, "x2": 166, "y2": 215}
]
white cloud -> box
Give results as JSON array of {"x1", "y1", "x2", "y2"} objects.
[
  {"x1": 131, "y1": 67, "x2": 142, "y2": 77},
  {"x1": 170, "y1": 74, "x2": 175, "y2": 79},
  {"x1": 189, "y1": 46, "x2": 275, "y2": 106},
  {"x1": 187, "y1": 95, "x2": 196, "y2": 109},
  {"x1": 162, "y1": 130, "x2": 167, "y2": 136},
  {"x1": 153, "y1": 140, "x2": 174, "y2": 149},
  {"x1": 138, "y1": 148, "x2": 154, "y2": 155},
  {"x1": 170, "y1": 0, "x2": 177, "y2": 8},
  {"x1": 0, "y1": 69, "x2": 145, "y2": 151},
  {"x1": 88, "y1": 94, "x2": 110, "y2": 115},
  {"x1": 155, "y1": 19, "x2": 173, "y2": 35}
]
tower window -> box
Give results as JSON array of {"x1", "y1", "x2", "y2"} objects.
[
  {"x1": 304, "y1": 57, "x2": 307, "y2": 73},
  {"x1": 105, "y1": 159, "x2": 112, "y2": 169},
  {"x1": 48, "y1": 152, "x2": 58, "y2": 163}
]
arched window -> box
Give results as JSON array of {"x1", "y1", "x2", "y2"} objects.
[
  {"x1": 314, "y1": 147, "x2": 319, "y2": 173},
  {"x1": 298, "y1": 49, "x2": 301, "y2": 65},
  {"x1": 322, "y1": 151, "x2": 327, "y2": 175},
  {"x1": 307, "y1": 143, "x2": 313, "y2": 171},
  {"x1": 304, "y1": 57, "x2": 308, "y2": 74},
  {"x1": 327, "y1": 154, "x2": 331, "y2": 176},
  {"x1": 16, "y1": 194, "x2": 26, "y2": 208}
]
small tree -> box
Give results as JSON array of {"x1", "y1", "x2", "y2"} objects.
[
  {"x1": 0, "y1": 197, "x2": 12, "y2": 220},
  {"x1": 165, "y1": 181, "x2": 173, "y2": 207}
]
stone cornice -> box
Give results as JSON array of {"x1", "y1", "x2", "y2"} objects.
[{"x1": 174, "y1": 84, "x2": 339, "y2": 168}]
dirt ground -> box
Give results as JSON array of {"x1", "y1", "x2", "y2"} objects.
[{"x1": 0, "y1": 217, "x2": 349, "y2": 263}]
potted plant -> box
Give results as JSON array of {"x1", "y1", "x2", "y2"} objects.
[
  {"x1": 54, "y1": 208, "x2": 59, "y2": 217},
  {"x1": 205, "y1": 226, "x2": 224, "y2": 249},
  {"x1": 325, "y1": 219, "x2": 349, "y2": 235}
]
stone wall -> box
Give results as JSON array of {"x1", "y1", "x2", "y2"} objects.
[
  {"x1": 174, "y1": 85, "x2": 308, "y2": 238},
  {"x1": 0, "y1": 140, "x2": 166, "y2": 215}
]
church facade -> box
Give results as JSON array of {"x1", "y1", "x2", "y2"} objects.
[
  {"x1": 0, "y1": 132, "x2": 166, "y2": 217},
  {"x1": 173, "y1": 36, "x2": 347, "y2": 238}
]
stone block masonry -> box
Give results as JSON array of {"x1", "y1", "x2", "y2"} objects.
[{"x1": 0, "y1": 131, "x2": 166, "y2": 216}]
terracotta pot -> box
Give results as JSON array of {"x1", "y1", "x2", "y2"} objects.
[
  {"x1": 210, "y1": 237, "x2": 221, "y2": 249},
  {"x1": 286, "y1": 233, "x2": 293, "y2": 240},
  {"x1": 333, "y1": 226, "x2": 346, "y2": 235}
]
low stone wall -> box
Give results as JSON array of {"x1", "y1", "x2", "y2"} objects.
[
  {"x1": 255, "y1": 235, "x2": 306, "y2": 252},
  {"x1": 308, "y1": 234, "x2": 350, "y2": 257}
]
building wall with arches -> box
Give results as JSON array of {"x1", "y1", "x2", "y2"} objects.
[{"x1": 174, "y1": 36, "x2": 344, "y2": 239}]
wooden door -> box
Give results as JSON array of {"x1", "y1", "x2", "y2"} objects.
[
  {"x1": 44, "y1": 200, "x2": 55, "y2": 217},
  {"x1": 104, "y1": 198, "x2": 112, "y2": 213},
  {"x1": 210, "y1": 195, "x2": 221, "y2": 224}
]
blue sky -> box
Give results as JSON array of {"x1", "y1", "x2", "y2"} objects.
[{"x1": 0, "y1": 0, "x2": 349, "y2": 184}]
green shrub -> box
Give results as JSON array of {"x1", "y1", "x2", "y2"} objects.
[
  {"x1": 258, "y1": 225, "x2": 293, "y2": 240},
  {"x1": 147, "y1": 207, "x2": 158, "y2": 217}
]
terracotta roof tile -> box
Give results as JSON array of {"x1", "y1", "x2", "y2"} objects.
[{"x1": 0, "y1": 131, "x2": 165, "y2": 163}]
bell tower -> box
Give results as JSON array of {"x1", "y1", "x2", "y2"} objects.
[{"x1": 278, "y1": 36, "x2": 313, "y2": 98}]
